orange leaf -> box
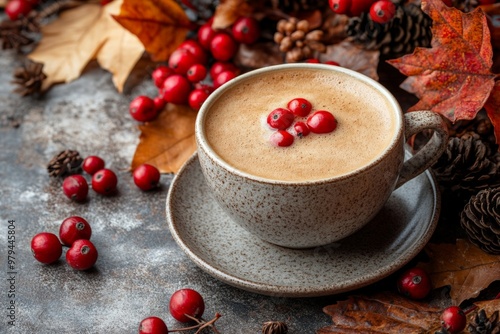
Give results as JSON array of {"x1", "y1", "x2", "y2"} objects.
[
  {"x1": 113, "y1": 0, "x2": 192, "y2": 62},
  {"x1": 131, "y1": 103, "x2": 197, "y2": 174},
  {"x1": 387, "y1": 0, "x2": 495, "y2": 122},
  {"x1": 417, "y1": 239, "x2": 500, "y2": 305},
  {"x1": 212, "y1": 0, "x2": 254, "y2": 30}
]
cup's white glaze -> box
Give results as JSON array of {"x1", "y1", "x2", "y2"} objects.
[{"x1": 195, "y1": 64, "x2": 448, "y2": 248}]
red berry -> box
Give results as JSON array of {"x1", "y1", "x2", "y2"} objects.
[
  {"x1": 294, "y1": 121, "x2": 310, "y2": 138},
  {"x1": 169, "y1": 289, "x2": 205, "y2": 323},
  {"x1": 287, "y1": 98, "x2": 312, "y2": 117},
  {"x1": 168, "y1": 49, "x2": 199, "y2": 75},
  {"x1": 305, "y1": 58, "x2": 321, "y2": 63},
  {"x1": 100, "y1": 0, "x2": 113, "y2": 5},
  {"x1": 31, "y1": 232, "x2": 62, "y2": 264},
  {"x1": 267, "y1": 108, "x2": 294, "y2": 130},
  {"x1": 186, "y1": 64, "x2": 207, "y2": 83},
  {"x1": 82, "y1": 155, "x2": 105, "y2": 175},
  {"x1": 369, "y1": 0, "x2": 396, "y2": 24},
  {"x1": 92, "y1": 168, "x2": 118, "y2": 195},
  {"x1": 270, "y1": 130, "x2": 294, "y2": 147},
  {"x1": 62, "y1": 175, "x2": 88, "y2": 202},
  {"x1": 325, "y1": 60, "x2": 340, "y2": 66},
  {"x1": 213, "y1": 70, "x2": 237, "y2": 89},
  {"x1": 133, "y1": 164, "x2": 161, "y2": 191},
  {"x1": 231, "y1": 16, "x2": 260, "y2": 44},
  {"x1": 178, "y1": 39, "x2": 208, "y2": 65},
  {"x1": 328, "y1": 0, "x2": 350, "y2": 14},
  {"x1": 161, "y1": 74, "x2": 192, "y2": 105},
  {"x1": 197, "y1": 22, "x2": 217, "y2": 50},
  {"x1": 153, "y1": 96, "x2": 166, "y2": 112},
  {"x1": 139, "y1": 316, "x2": 168, "y2": 334},
  {"x1": 306, "y1": 110, "x2": 337, "y2": 134},
  {"x1": 397, "y1": 267, "x2": 432, "y2": 300},
  {"x1": 59, "y1": 216, "x2": 92, "y2": 246},
  {"x1": 151, "y1": 66, "x2": 173, "y2": 88},
  {"x1": 129, "y1": 96, "x2": 158, "y2": 122},
  {"x1": 5, "y1": 0, "x2": 32, "y2": 20},
  {"x1": 209, "y1": 61, "x2": 239, "y2": 79},
  {"x1": 66, "y1": 239, "x2": 98, "y2": 270},
  {"x1": 329, "y1": 0, "x2": 376, "y2": 16},
  {"x1": 210, "y1": 33, "x2": 238, "y2": 61},
  {"x1": 440, "y1": 306, "x2": 466, "y2": 334},
  {"x1": 188, "y1": 88, "x2": 211, "y2": 110}
]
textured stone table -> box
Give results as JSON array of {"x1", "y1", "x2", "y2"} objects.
[{"x1": 1, "y1": 48, "x2": 420, "y2": 333}]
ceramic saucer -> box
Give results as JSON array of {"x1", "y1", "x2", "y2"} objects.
[{"x1": 166, "y1": 153, "x2": 440, "y2": 297}]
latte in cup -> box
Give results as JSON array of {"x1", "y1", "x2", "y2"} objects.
[{"x1": 204, "y1": 67, "x2": 398, "y2": 182}]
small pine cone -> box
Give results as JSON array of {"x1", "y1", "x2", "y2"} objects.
[
  {"x1": 0, "y1": 20, "x2": 33, "y2": 50},
  {"x1": 432, "y1": 137, "x2": 500, "y2": 196},
  {"x1": 468, "y1": 309, "x2": 500, "y2": 334},
  {"x1": 12, "y1": 60, "x2": 47, "y2": 96},
  {"x1": 47, "y1": 150, "x2": 83, "y2": 177},
  {"x1": 461, "y1": 187, "x2": 500, "y2": 255},
  {"x1": 274, "y1": 17, "x2": 326, "y2": 62},
  {"x1": 262, "y1": 321, "x2": 288, "y2": 334},
  {"x1": 448, "y1": 111, "x2": 498, "y2": 153}
]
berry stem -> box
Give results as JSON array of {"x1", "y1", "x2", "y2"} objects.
[{"x1": 167, "y1": 313, "x2": 221, "y2": 333}]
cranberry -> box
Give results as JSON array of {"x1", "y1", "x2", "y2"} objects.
[
  {"x1": 369, "y1": 0, "x2": 396, "y2": 24},
  {"x1": 139, "y1": 316, "x2": 168, "y2": 334},
  {"x1": 329, "y1": 0, "x2": 376, "y2": 16},
  {"x1": 210, "y1": 33, "x2": 238, "y2": 61},
  {"x1": 169, "y1": 288, "x2": 205, "y2": 323},
  {"x1": 82, "y1": 155, "x2": 105, "y2": 175},
  {"x1": 129, "y1": 96, "x2": 158, "y2": 122},
  {"x1": 328, "y1": 0, "x2": 350, "y2": 14},
  {"x1": 287, "y1": 98, "x2": 312, "y2": 117},
  {"x1": 325, "y1": 60, "x2": 340, "y2": 66},
  {"x1": 151, "y1": 66, "x2": 173, "y2": 88},
  {"x1": 213, "y1": 70, "x2": 237, "y2": 89},
  {"x1": 133, "y1": 164, "x2": 161, "y2": 191},
  {"x1": 186, "y1": 64, "x2": 207, "y2": 83},
  {"x1": 66, "y1": 239, "x2": 98, "y2": 270},
  {"x1": 59, "y1": 216, "x2": 92, "y2": 246},
  {"x1": 440, "y1": 306, "x2": 467, "y2": 334},
  {"x1": 62, "y1": 174, "x2": 88, "y2": 202},
  {"x1": 197, "y1": 22, "x2": 217, "y2": 50},
  {"x1": 231, "y1": 16, "x2": 260, "y2": 44},
  {"x1": 92, "y1": 168, "x2": 118, "y2": 195},
  {"x1": 153, "y1": 96, "x2": 166, "y2": 112},
  {"x1": 267, "y1": 108, "x2": 294, "y2": 130},
  {"x1": 161, "y1": 74, "x2": 192, "y2": 105},
  {"x1": 305, "y1": 58, "x2": 321, "y2": 63},
  {"x1": 177, "y1": 39, "x2": 208, "y2": 65},
  {"x1": 397, "y1": 267, "x2": 432, "y2": 300},
  {"x1": 306, "y1": 110, "x2": 337, "y2": 133},
  {"x1": 168, "y1": 49, "x2": 199, "y2": 75},
  {"x1": 188, "y1": 88, "x2": 211, "y2": 110},
  {"x1": 294, "y1": 121, "x2": 310, "y2": 138},
  {"x1": 5, "y1": 0, "x2": 32, "y2": 20},
  {"x1": 209, "y1": 61, "x2": 239, "y2": 80},
  {"x1": 31, "y1": 232, "x2": 62, "y2": 264},
  {"x1": 270, "y1": 130, "x2": 294, "y2": 147}
]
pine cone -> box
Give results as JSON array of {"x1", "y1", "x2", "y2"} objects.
[
  {"x1": 432, "y1": 136, "x2": 500, "y2": 196},
  {"x1": 262, "y1": 321, "x2": 288, "y2": 334},
  {"x1": 267, "y1": 0, "x2": 328, "y2": 13},
  {"x1": 461, "y1": 187, "x2": 500, "y2": 255},
  {"x1": 12, "y1": 60, "x2": 47, "y2": 96},
  {"x1": 448, "y1": 111, "x2": 498, "y2": 153},
  {"x1": 346, "y1": 2, "x2": 432, "y2": 57},
  {"x1": 47, "y1": 150, "x2": 83, "y2": 177},
  {"x1": 0, "y1": 20, "x2": 34, "y2": 50},
  {"x1": 468, "y1": 309, "x2": 500, "y2": 334},
  {"x1": 274, "y1": 17, "x2": 326, "y2": 62}
]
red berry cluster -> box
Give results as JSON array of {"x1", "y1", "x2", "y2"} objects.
[
  {"x1": 139, "y1": 288, "x2": 221, "y2": 334},
  {"x1": 129, "y1": 16, "x2": 261, "y2": 122},
  {"x1": 4, "y1": 0, "x2": 39, "y2": 20},
  {"x1": 31, "y1": 216, "x2": 98, "y2": 270},
  {"x1": 328, "y1": 0, "x2": 396, "y2": 24},
  {"x1": 266, "y1": 97, "x2": 338, "y2": 147}
]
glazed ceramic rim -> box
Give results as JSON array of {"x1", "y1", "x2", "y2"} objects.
[
  {"x1": 166, "y1": 153, "x2": 440, "y2": 297},
  {"x1": 195, "y1": 63, "x2": 404, "y2": 185}
]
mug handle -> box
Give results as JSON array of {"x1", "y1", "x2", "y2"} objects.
[{"x1": 395, "y1": 110, "x2": 449, "y2": 189}]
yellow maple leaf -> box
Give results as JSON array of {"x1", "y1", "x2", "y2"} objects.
[{"x1": 28, "y1": 0, "x2": 144, "y2": 92}]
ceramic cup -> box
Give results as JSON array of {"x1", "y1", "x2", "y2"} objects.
[{"x1": 195, "y1": 64, "x2": 448, "y2": 249}]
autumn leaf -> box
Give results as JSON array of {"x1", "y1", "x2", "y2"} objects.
[
  {"x1": 113, "y1": 0, "x2": 192, "y2": 61},
  {"x1": 131, "y1": 103, "x2": 197, "y2": 174},
  {"x1": 417, "y1": 239, "x2": 500, "y2": 305},
  {"x1": 212, "y1": 0, "x2": 254, "y2": 30},
  {"x1": 28, "y1": 0, "x2": 144, "y2": 92},
  {"x1": 319, "y1": 293, "x2": 442, "y2": 333},
  {"x1": 387, "y1": 0, "x2": 496, "y2": 122}
]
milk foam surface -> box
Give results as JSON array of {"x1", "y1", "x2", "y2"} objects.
[{"x1": 204, "y1": 68, "x2": 398, "y2": 182}]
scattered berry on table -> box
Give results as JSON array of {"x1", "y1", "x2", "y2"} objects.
[
  {"x1": 66, "y1": 239, "x2": 98, "y2": 270},
  {"x1": 133, "y1": 164, "x2": 161, "y2": 191},
  {"x1": 91, "y1": 168, "x2": 118, "y2": 195},
  {"x1": 440, "y1": 306, "x2": 467, "y2": 334},
  {"x1": 31, "y1": 232, "x2": 62, "y2": 264},
  {"x1": 397, "y1": 267, "x2": 432, "y2": 300},
  {"x1": 59, "y1": 216, "x2": 92, "y2": 246},
  {"x1": 139, "y1": 316, "x2": 168, "y2": 334},
  {"x1": 161, "y1": 74, "x2": 192, "y2": 105},
  {"x1": 62, "y1": 174, "x2": 89, "y2": 202},
  {"x1": 169, "y1": 288, "x2": 205, "y2": 323},
  {"x1": 82, "y1": 156, "x2": 105, "y2": 175},
  {"x1": 129, "y1": 96, "x2": 158, "y2": 122}
]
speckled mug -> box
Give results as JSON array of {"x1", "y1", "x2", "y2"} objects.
[{"x1": 195, "y1": 64, "x2": 448, "y2": 249}]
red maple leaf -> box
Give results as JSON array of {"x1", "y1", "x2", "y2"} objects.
[{"x1": 388, "y1": 0, "x2": 499, "y2": 145}]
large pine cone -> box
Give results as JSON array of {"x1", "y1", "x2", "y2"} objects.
[
  {"x1": 460, "y1": 187, "x2": 500, "y2": 255},
  {"x1": 468, "y1": 309, "x2": 500, "y2": 334}
]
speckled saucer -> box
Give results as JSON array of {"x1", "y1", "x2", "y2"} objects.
[{"x1": 166, "y1": 153, "x2": 440, "y2": 297}]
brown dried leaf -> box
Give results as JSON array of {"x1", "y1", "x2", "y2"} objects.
[
  {"x1": 417, "y1": 239, "x2": 500, "y2": 305},
  {"x1": 473, "y1": 298, "x2": 500, "y2": 315},
  {"x1": 131, "y1": 103, "x2": 197, "y2": 174},
  {"x1": 319, "y1": 40, "x2": 380, "y2": 81},
  {"x1": 233, "y1": 42, "x2": 283, "y2": 69},
  {"x1": 212, "y1": 0, "x2": 254, "y2": 30}
]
